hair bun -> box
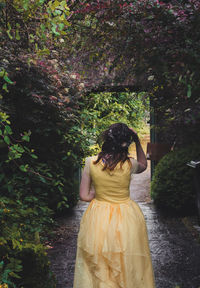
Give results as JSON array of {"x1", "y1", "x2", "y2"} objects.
[{"x1": 101, "y1": 123, "x2": 134, "y2": 153}]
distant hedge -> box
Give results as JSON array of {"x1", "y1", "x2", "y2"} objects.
[{"x1": 151, "y1": 144, "x2": 200, "y2": 215}]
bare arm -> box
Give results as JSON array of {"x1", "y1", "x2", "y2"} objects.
[
  {"x1": 79, "y1": 159, "x2": 95, "y2": 202},
  {"x1": 135, "y1": 141, "x2": 147, "y2": 173},
  {"x1": 129, "y1": 128, "x2": 147, "y2": 173}
]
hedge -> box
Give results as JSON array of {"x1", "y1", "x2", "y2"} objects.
[{"x1": 151, "y1": 144, "x2": 200, "y2": 215}]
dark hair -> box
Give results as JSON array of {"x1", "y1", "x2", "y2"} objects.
[{"x1": 93, "y1": 123, "x2": 138, "y2": 171}]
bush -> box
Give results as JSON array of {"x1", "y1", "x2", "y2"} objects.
[
  {"x1": 0, "y1": 57, "x2": 88, "y2": 213},
  {"x1": 0, "y1": 244, "x2": 56, "y2": 288},
  {"x1": 151, "y1": 144, "x2": 200, "y2": 215},
  {"x1": 17, "y1": 246, "x2": 56, "y2": 288},
  {"x1": 0, "y1": 54, "x2": 87, "y2": 288},
  {"x1": 0, "y1": 192, "x2": 56, "y2": 288}
]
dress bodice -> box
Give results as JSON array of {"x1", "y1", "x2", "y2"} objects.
[{"x1": 87, "y1": 155, "x2": 138, "y2": 203}]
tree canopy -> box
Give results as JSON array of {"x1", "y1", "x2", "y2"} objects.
[{"x1": 65, "y1": 0, "x2": 200, "y2": 144}]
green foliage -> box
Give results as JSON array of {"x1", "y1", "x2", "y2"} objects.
[
  {"x1": 0, "y1": 97, "x2": 81, "y2": 288},
  {"x1": 17, "y1": 246, "x2": 56, "y2": 288},
  {"x1": 0, "y1": 258, "x2": 22, "y2": 287},
  {"x1": 0, "y1": 66, "x2": 57, "y2": 287},
  {"x1": 0, "y1": 175, "x2": 56, "y2": 287},
  {"x1": 0, "y1": 0, "x2": 71, "y2": 53},
  {"x1": 151, "y1": 145, "x2": 200, "y2": 214},
  {"x1": 0, "y1": 114, "x2": 56, "y2": 287},
  {"x1": 0, "y1": 56, "x2": 85, "y2": 212},
  {"x1": 0, "y1": 245, "x2": 56, "y2": 288},
  {"x1": 80, "y1": 91, "x2": 149, "y2": 148}
]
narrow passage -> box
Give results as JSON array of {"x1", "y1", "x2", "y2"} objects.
[{"x1": 47, "y1": 162, "x2": 200, "y2": 288}]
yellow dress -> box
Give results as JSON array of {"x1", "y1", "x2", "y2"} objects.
[{"x1": 73, "y1": 156, "x2": 155, "y2": 288}]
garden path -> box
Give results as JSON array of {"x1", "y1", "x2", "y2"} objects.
[{"x1": 47, "y1": 162, "x2": 200, "y2": 288}]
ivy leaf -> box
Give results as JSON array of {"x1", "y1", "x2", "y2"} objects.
[
  {"x1": 31, "y1": 154, "x2": 38, "y2": 159},
  {"x1": 3, "y1": 75, "x2": 14, "y2": 84},
  {"x1": 39, "y1": 176, "x2": 47, "y2": 183},
  {"x1": 5, "y1": 125, "x2": 12, "y2": 135},
  {"x1": 54, "y1": 9, "x2": 62, "y2": 15},
  {"x1": 7, "y1": 30, "x2": 13, "y2": 39},
  {"x1": 22, "y1": 135, "x2": 30, "y2": 142},
  {"x1": 0, "y1": 68, "x2": 5, "y2": 77},
  {"x1": 19, "y1": 165, "x2": 28, "y2": 172},
  {"x1": 37, "y1": 48, "x2": 50, "y2": 56},
  {"x1": 58, "y1": 23, "x2": 65, "y2": 31},
  {"x1": 9, "y1": 271, "x2": 21, "y2": 279},
  {"x1": 3, "y1": 83, "x2": 9, "y2": 92},
  {"x1": 14, "y1": 144, "x2": 24, "y2": 153},
  {"x1": 4, "y1": 135, "x2": 10, "y2": 145},
  {"x1": 51, "y1": 23, "x2": 60, "y2": 36}
]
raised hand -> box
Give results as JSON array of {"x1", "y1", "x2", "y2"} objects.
[{"x1": 129, "y1": 127, "x2": 140, "y2": 143}]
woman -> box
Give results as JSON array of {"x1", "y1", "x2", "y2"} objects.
[{"x1": 73, "y1": 123, "x2": 155, "y2": 288}]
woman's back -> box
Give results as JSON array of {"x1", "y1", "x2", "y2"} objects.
[{"x1": 87, "y1": 155, "x2": 138, "y2": 203}]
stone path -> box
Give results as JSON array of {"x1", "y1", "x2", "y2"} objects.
[{"x1": 47, "y1": 161, "x2": 200, "y2": 288}]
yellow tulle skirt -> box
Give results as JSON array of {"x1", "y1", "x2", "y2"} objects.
[{"x1": 73, "y1": 198, "x2": 155, "y2": 288}]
